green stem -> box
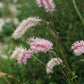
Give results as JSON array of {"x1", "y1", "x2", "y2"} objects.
[
  {"x1": 8, "y1": 75, "x2": 22, "y2": 84},
  {"x1": 27, "y1": 62, "x2": 36, "y2": 84},
  {"x1": 45, "y1": 20, "x2": 75, "y2": 84},
  {"x1": 3, "y1": 77, "x2": 12, "y2": 84},
  {"x1": 72, "y1": 0, "x2": 84, "y2": 24},
  {"x1": 32, "y1": 55, "x2": 66, "y2": 80},
  {"x1": 50, "y1": 51, "x2": 73, "y2": 84},
  {"x1": 49, "y1": 51, "x2": 67, "y2": 77}
]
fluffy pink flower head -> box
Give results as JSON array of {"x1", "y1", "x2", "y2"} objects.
[
  {"x1": 27, "y1": 37, "x2": 53, "y2": 53},
  {"x1": 71, "y1": 40, "x2": 84, "y2": 56},
  {"x1": 36, "y1": 0, "x2": 56, "y2": 12},
  {"x1": 46, "y1": 57, "x2": 63, "y2": 74},
  {"x1": 11, "y1": 46, "x2": 32, "y2": 65},
  {"x1": 13, "y1": 17, "x2": 42, "y2": 39},
  {"x1": 36, "y1": 0, "x2": 44, "y2": 7}
]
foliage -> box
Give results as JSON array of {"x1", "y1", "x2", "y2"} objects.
[{"x1": 0, "y1": 0, "x2": 84, "y2": 84}]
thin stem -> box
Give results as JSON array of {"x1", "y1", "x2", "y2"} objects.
[
  {"x1": 44, "y1": 20, "x2": 76, "y2": 84},
  {"x1": 57, "y1": 38, "x2": 71, "y2": 70},
  {"x1": 3, "y1": 77, "x2": 12, "y2": 84},
  {"x1": 8, "y1": 75, "x2": 22, "y2": 84},
  {"x1": 49, "y1": 51, "x2": 67, "y2": 76},
  {"x1": 49, "y1": 51, "x2": 73, "y2": 84},
  {"x1": 26, "y1": 79, "x2": 33, "y2": 84},
  {"x1": 50, "y1": 12, "x2": 57, "y2": 32},
  {"x1": 32, "y1": 55, "x2": 66, "y2": 80},
  {"x1": 46, "y1": 21, "x2": 71, "y2": 70},
  {"x1": 72, "y1": 0, "x2": 84, "y2": 24},
  {"x1": 27, "y1": 62, "x2": 36, "y2": 84},
  {"x1": 0, "y1": 62, "x2": 9, "y2": 73}
]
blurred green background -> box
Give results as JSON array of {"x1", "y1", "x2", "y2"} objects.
[{"x1": 0, "y1": 0, "x2": 84, "y2": 84}]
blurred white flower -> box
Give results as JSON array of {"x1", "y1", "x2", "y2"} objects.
[
  {"x1": 13, "y1": 18, "x2": 19, "y2": 25},
  {"x1": 5, "y1": 17, "x2": 19, "y2": 25},
  {"x1": 0, "y1": 2, "x2": 4, "y2": 8},
  {"x1": 0, "y1": 18, "x2": 5, "y2": 32},
  {"x1": 13, "y1": 0, "x2": 18, "y2": 3},
  {"x1": 9, "y1": 4, "x2": 19, "y2": 16},
  {"x1": 5, "y1": 18, "x2": 12, "y2": 23},
  {"x1": 0, "y1": 54, "x2": 8, "y2": 59}
]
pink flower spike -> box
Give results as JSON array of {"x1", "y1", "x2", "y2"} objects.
[
  {"x1": 36, "y1": 0, "x2": 56, "y2": 12},
  {"x1": 11, "y1": 46, "x2": 32, "y2": 65},
  {"x1": 46, "y1": 57, "x2": 63, "y2": 74},
  {"x1": 36, "y1": 0, "x2": 44, "y2": 7},
  {"x1": 12, "y1": 17, "x2": 42, "y2": 39},
  {"x1": 27, "y1": 37, "x2": 53, "y2": 53},
  {"x1": 71, "y1": 40, "x2": 84, "y2": 56},
  {"x1": 25, "y1": 54, "x2": 31, "y2": 58}
]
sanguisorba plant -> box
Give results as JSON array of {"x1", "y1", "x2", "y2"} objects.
[{"x1": 11, "y1": 0, "x2": 84, "y2": 84}]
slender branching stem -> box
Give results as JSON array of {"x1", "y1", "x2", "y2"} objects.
[
  {"x1": 32, "y1": 55, "x2": 66, "y2": 80},
  {"x1": 49, "y1": 50, "x2": 73, "y2": 84},
  {"x1": 72, "y1": 0, "x2": 84, "y2": 24},
  {"x1": 8, "y1": 75, "x2": 22, "y2": 84},
  {"x1": 3, "y1": 77, "x2": 12, "y2": 84},
  {"x1": 44, "y1": 16, "x2": 76, "y2": 84}
]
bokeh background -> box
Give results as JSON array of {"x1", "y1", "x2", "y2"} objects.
[{"x1": 0, "y1": 0, "x2": 84, "y2": 84}]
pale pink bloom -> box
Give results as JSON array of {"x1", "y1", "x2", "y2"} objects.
[
  {"x1": 71, "y1": 40, "x2": 84, "y2": 56},
  {"x1": 36, "y1": 0, "x2": 44, "y2": 7},
  {"x1": 27, "y1": 37, "x2": 53, "y2": 53},
  {"x1": 11, "y1": 46, "x2": 32, "y2": 65},
  {"x1": 13, "y1": 0, "x2": 18, "y2": 3},
  {"x1": 46, "y1": 58, "x2": 63, "y2": 74},
  {"x1": 0, "y1": 2, "x2": 4, "y2": 8},
  {"x1": 13, "y1": 17, "x2": 42, "y2": 39},
  {"x1": 36, "y1": 0, "x2": 56, "y2": 12},
  {"x1": 0, "y1": 54, "x2": 8, "y2": 59}
]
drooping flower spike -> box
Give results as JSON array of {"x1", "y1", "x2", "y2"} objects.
[
  {"x1": 11, "y1": 46, "x2": 32, "y2": 65},
  {"x1": 27, "y1": 37, "x2": 53, "y2": 53},
  {"x1": 46, "y1": 57, "x2": 63, "y2": 74},
  {"x1": 13, "y1": 17, "x2": 42, "y2": 39},
  {"x1": 36, "y1": 0, "x2": 56, "y2": 12},
  {"x1": 71, "y1": 40, "x2": 84, "y2": 56}
]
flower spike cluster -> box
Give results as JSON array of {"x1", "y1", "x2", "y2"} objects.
[
  {"x1": 13, "y1": 17, "x2": 42, "y2": 39},
  {"x1": 27, "y1": 37, "x2": 53, "y2": 53},
  {"x1": 46, "y1": 58, "x2": 63, "y2": 74},
  {"x1": 11, "y1": 46, "x2": 32, "y2": 65},
  {"x1": 71, "y1": 40, "x2": 84, "y2": 56},
  {"x1": 11, "y1": 37, "x2": 53, "y2": 65},
  {"x1": 36, "y1": 0, "x2": 56, "y2": 12}
]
